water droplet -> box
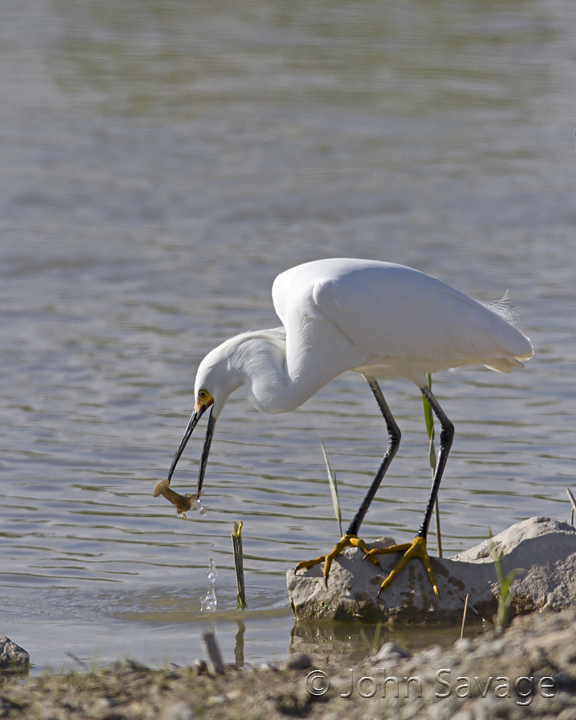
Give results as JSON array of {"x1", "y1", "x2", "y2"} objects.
[
  {"x1": 201, "y1": 558, "x2": 217, "y2": 611},
  {"x1": 200, "y1": 588, "x2": 217, "y2": 612},
  {"x1": 192, "y1": 498, "x2": 207, "y2": 516}
]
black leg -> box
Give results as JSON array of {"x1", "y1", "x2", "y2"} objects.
[
  {"x1": 416, "y1": 385, "x2": 454, "y2": 540},
  {"x1": 345, "y1": 376, "x2": 401, "y2": 538},
  {"x1": 296, "y1": 378, "x2": 451, "y2": 596}
]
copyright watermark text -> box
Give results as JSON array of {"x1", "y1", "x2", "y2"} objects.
[{"x1": 305, "y1": 668, "x2": 556, "y2": 706}]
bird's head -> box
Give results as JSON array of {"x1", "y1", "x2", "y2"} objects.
[{"x1": 166, "y1": 340, "x2": 244, "y2": 494}]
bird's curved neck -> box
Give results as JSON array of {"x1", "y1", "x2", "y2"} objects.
[
  {"x1": 229, "y1": 330, "x2": 307, "y2": 414},
  {"x1": 231, "y1": 326, "x2": 363, "y2": 414}
]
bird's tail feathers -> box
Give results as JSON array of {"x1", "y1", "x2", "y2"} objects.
[
  {"x1": 481, "y1": 290, "x2": 518, "y2": 324},
  {"x1": 484, "y1": 356, "x2": 526, "y2": 373}
]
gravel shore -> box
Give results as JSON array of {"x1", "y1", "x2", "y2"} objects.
[{"x1": 2, "y1": 606, "x2": 576, "y2": 719}]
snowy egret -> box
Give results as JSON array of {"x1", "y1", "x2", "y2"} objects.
[{"x1": 165, "y1": 258, "x2": 532, "y2": 596}]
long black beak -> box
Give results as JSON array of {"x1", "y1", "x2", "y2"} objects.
[{"x1": 167, "y1": 405, "x2": 216, "y2": 494}]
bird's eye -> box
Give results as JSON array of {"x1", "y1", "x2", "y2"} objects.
[{"x1": 198, "y1": 389, "x2": 208, "y2": 400}]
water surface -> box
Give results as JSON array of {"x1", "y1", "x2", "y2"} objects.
[{"x1": 1, "y1": 0, "x2": 575, "y2": 671}]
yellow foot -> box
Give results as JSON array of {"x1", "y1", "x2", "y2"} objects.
[
  {"x1": 295, "y1": 535, "x2": 381, "y2": 586},
  {"x1": 363, "y1": 536, "x2": 439, "y2": 597}
]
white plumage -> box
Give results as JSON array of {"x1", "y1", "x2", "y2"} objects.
[
  {"x1": 193, "y1": 258, "x2": 531, "y2": 417},
  {"x1": 167, "y1": 258, "x2": 533, "y2": 596}
]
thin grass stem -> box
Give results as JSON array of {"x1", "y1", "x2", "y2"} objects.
[
  {"x1": 232, "y1": 520, "x2": 246, "y2": 609},
  {"x1": 566, "y1": 488, "x2": 576, "y2": 527},
  {"x1": 321, "y1": 440, "x2": 342, "y2": 537},
  {"x1": 459, "y1": 594, "x2": 469, "y2": 641}
]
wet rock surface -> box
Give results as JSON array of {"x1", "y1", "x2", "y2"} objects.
[
  {"x1": 287, "y1": 517, "x2": 576, "y2": 622},
  {"x1": 2, "y1": 606, "x2": 576, "y2": 718}
]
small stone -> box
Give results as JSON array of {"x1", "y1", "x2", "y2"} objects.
[
  {"x1": 526, "y1": 628, "x2": 576, "y2": 657},
  {"x1": 161, "y1": 702, "x2": 195, "y2": 720},
  {"x1": 91, "y1": 697, "x2": 117, "y2": 719},
  {"x1": 450, "y1": 712, "x2": 473, "y2": 720},
  {"x1": 285, "y1": 653, "x2": 312, "y2": 670},
  {"x1": 0, "y1": 635, "x2": 30, "y2": 673},
  {"x1": 375, "y1": 641, "x2": 411, "y2": 661},
  {"x1": 488, "y1": 638, "x2": 507, "y2": 654},
  {"x1": 126, "y1": 658, "x2": 150, "y2": 672},
  {"x1": 426, "y1": 645, "x2": 444, "y2": 660},
  {"x1": 192, "y1": 659, "x2": 207, "y2": 675},
  {"x1": 93, "y1": 698, "x2": 112, "y2": 711},
  {"x1": 226, "y1": 689, "x2": 243, "y2": 700},
  {"x1": 453, "y1": 638, "x2": 473, "y2": 652},
  {"x1": 553, "y1": 671, "x2": 576, "y2": 694}
]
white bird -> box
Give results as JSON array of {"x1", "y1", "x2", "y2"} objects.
[{"x1": 166, "y1": 258, "x2": 533, "y2": 595}]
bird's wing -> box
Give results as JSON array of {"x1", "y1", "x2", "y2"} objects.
[
  {"x1": 272, "y1": 262, "x2": 370, "y2": 392},
  {"x1": 310, "y1": 262, "x2": 532, "y2": 365}
]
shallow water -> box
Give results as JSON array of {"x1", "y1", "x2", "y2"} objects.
[{"x1": 1, "y1": 0, "x2": 575, "y2": 671}]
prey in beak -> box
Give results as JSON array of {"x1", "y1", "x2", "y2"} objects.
[{"x1": 152, "y1": 478, "x2": 202, "y2": 520}]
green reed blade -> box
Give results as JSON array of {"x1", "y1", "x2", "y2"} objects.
[{"x1": 321, "y1": 440, "x2": 342, "y2": 537}]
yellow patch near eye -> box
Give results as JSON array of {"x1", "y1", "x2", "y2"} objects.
[{"x1": 194, "y1": 391, "x2": 214, "y2": 413}]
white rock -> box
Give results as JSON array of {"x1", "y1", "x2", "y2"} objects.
[{"x1": 287, "y1": 517, "x2": 576, "y2": 623}]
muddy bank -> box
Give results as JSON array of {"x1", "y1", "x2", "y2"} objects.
[{"x1": 2, "y1": 605, "x2": 576, "y2": 719}]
